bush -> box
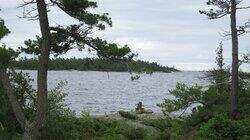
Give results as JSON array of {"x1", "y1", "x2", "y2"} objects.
[
  {"x1": 142, "y1": 118, "x2": 171, "y2": 131},
  {"x1": 124, "y1": 127, "x2": 146, "y2": 140},
  {"x1": 45, "y1": 87, "x2": 151, "y2": 139},
  {"x1": 46, "y1": 113, "x2": 149, "y2": 140},
  {"x1": 0, "y1": 70, "x2": 35, "y2": 139},
  {"x1": 197, "y1": 114, "x2": 243, "y2": 140},
  {"x1": 141, "y1": 118, "x2": 173, "y2": 140},
  {"x1": 118, "y1": 111, "x2": 138, "y2": 120},
  {"x1": 156, "y1": 81, "x2": 250, "y2": 140},
  {"x1": 0, "y1": 46, "x2": 18, "y2": 69}
]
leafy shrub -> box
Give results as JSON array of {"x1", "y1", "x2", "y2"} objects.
[
  {"x1": 156, "y1": 45, "x2": 250, "y2": 139},
  {"x1": 0, "y1": 46, "x2": 18, "y2": 69},
  {"x1": 0, "y1": 70, "x2": 35, "y2": 139},
  {"x1": 141, "y1": 118, "x2": 173, "y2": 140},
  {"x1": 237, "y1": 118, "x2": 250, "y2": 140},
  {"x1": 157, "y1": 83, "x2": 206, "y2": 117},
  {"x1": 46, "y1": 113, "x2": 149, "y2": 140},
  {"x1": 197, "y1": 114, "x2": 243, "y2": 140},
  {"x1": 141, "y1": 117, "x2": 187, "y2": 140},
  {"x1": 124, "y1": 127, "x2": 146, "y2": 140},
  {"x1": 118, "y1": 111, "x2": 138, "y2": 120},
  {"x1": 239, "y1": 72, "x2": 250, "y2": 79},
  {"x1": 142, "y1": 118, "x2": 171, "y2": 131},
  {"x1": 45, "y1": 87, "x2": 151, "y2": 139}
]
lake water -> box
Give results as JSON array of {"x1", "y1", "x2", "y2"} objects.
[{"x1": 23, "y1": 70, "x2": 208, "y2": 115}]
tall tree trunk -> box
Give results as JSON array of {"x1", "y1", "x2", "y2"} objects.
[
  {"x1": 23, "y1": 125, "x2": 35, "y2": 140},
  {"x1": 1, "y1": 0, "x2": 51, "y2": 139},
  {"x1": 230, "y1": 0, "x2": 239, "y2": 120},
  {"x1": 32, "y1": 0, "x2": 51, "y2": 139},
  {"x1": 0, "y1": 0, "x2": 51, "y2": 140}
]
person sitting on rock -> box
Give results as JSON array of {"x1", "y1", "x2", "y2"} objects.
[{"x1": 136, "y1": 102, "x2": 144, "y2": 114}]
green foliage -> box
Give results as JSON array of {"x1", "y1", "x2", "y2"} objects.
[
  {"x1": 0, "y1": 16, "x2": 16, "y2": 69},
  {"x1": 20, "y1": 36, "x2": 41, "y2": 55},
  {"x1": 158, "y1": 44, "x2": 231, "y2": 118},
  {"x1": 205, "y1": 43, "x2": 230, "y2": 94},
  {"x1": 118, "y1": 111, "x2": 138, "y2": 120},
  {"x1": 141, "y1": 117, "x2": 186, "y2": 140},
  {"x1": 0, "y1": 46, "x2": 19, "y2": 69},
  {"x1": 199, "y1": 0, "x2": 232, "y2": 19},
  {"x1": 237, "y1": 118, "x2": 250, "y2": 139},
  {"x1": 197, "y1": 114, "x2": 243, "y2": 140},
  {"x1": 157, "y1": 83, "x2": 205, "y2": 116},
  {"x1": 0, "y1": 70, "x2": 34, "y2": 139},
  {"x1": 158, "y1": 76, "x2": 250, "y2": 139},
  {"x1": 124, "y1": 127, "x2": 146, "y2": 140},
  {"x1": 0, "y1": 89, "x2": 20, "y2": 139},
  {"x1": 14, "y1": 57, "x2": 178, "y2": 73},
  {"x1": 20, "y1": 0, "x2": 137, "y2": 62},
  {"x1": 88, "y1": 38, "x2": 135, "y2": 60},
  {"x1": 239, "y1": 71, "x2": 250, "y2": 79},
  {"x1": 56, "y1": 0, "x2": 112, "y2": 30},
  {"x1": 47, "y1": 81, "x2": 75, "y2": 117},
  {"x1": 45, "y1": 104, "x2": 151, "y2": 140},
  {"x1": 237, "y1": 83, "x2": 250, "y2": 119},
  {"x1": 142, "y1": 118, "x2": 172, "y2": 131},
  {"x1": 8, "y1": 70, "x2": 36, "y2": 119},
  {"x1": 0, "y1": 18, "x2": 10, "y2": 40},
  {"x1": 216, "y1": 42, "x2": 225, "y2": 69},
  {"x1": 157, "y1": 45, "x2": 250, "y2": 137}
]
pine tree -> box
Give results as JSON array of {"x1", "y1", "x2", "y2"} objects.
[
  {"x1": 200, "y1": 0, "x2": 250, "y2": 119},
  {"x1": 2, "y1": 1, "x2": 137, "y2": 139}
]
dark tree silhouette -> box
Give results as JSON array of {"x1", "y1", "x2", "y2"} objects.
[{"x1": 14, "y1": 58, "x2": 178, "y2": 73}]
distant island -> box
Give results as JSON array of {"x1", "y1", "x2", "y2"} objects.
[{"x1": 14, "y1": 58, "x2": 179, "y2": 73}]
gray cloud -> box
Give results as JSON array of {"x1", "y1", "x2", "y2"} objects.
[{"x1": 0, "y1": 0, "x2": 250, "y2": 71}]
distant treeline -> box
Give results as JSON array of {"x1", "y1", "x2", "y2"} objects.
[{"x1": 14, "y1": 58, "x2": 179, "y2": 73}]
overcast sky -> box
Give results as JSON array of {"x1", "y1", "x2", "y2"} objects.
[{"x1": 0, "y1": 0, "x2": 250, "y2": 71}]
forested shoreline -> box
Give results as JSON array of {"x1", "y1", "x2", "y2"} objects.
[{"x1": 14, "y1": 58, "x2": 179, "y2": 73}]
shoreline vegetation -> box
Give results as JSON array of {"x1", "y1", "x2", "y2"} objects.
[{"x1": 13, "y1": 58, "x2": 179, "y2": 73}]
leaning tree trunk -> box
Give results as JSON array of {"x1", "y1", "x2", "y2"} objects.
[
  {"x1": 0, "y1": 0, "x2": 51, "y2": 139},
  {"x1": 32, "y1": 0, "x2": 51, "y2": 139},
  {"x1": 23, "y1": 124, "x2": 36, "y2": 140},
  {"x1": 230, "y1": 0, "x2": 239, "y2": 120},
  {"x1": 0, "y1": 69, "x2": 33, "y2": 140}
]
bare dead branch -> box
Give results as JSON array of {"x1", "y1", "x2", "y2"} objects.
[
  {"x1": 242, "y1": 54, "x2": 250, "y2": 64},
  {"x1": 236, "y1": 6, "x2": 250, "y2": 9},
  {"x1": 18, "y1": 0, "x2": 52, "y2": 20},
  {"x1": 18, "y1": 0, "x2": 36, "y2": 8}
]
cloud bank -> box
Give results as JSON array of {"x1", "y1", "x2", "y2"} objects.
[{"x1": 0, "y1": 0, "x2": 250, "y2": 71}]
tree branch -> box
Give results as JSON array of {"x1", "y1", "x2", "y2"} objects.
[
  {"x1": 18, "y1": 0, "x2": 36, "y2": 8},
  {"x1": 236, "y1": 6, "x2": 250, "y2": 10},
  {"x1": 18, "y1": 0, "x2": 51, "y2": 20},
  {"x1": 49, "y1": 26, "x2": 134, "y2": 62}
]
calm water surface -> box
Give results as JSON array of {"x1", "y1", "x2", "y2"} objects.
[{"x1": 23, "y1": 70, "x2": 208, "y2": 115}]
